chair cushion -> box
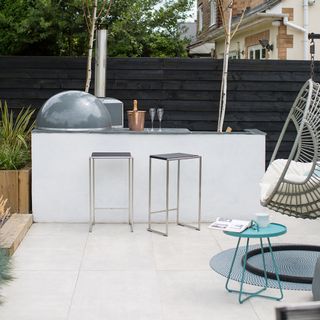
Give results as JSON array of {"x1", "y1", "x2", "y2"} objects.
[{"x1": 260, "y1": 159, "x2": 311, "y2": 202}]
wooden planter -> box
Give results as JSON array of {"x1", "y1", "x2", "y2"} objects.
[
  {"x1": 0, "y1": 168, "x2": 31, "y2": 214},
  {"x1": 0, "y1": 214, "x2": 33, "y2": 255}
]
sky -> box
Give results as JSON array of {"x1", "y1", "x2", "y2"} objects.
[
  {"x1": 154, "y1": 0, "x2": 197, "y2": 22},
  {"x1": 188, "y1": 0, "x2": 197, "y2": 21}
]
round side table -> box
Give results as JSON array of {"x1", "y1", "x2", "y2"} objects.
[{"x1": 224, "y1": 223, "x2": 287, "y2": 304}]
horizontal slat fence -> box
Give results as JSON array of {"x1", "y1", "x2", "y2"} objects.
[{"x1": 0, "y1": 56, "x2": 319, "y2": 165}]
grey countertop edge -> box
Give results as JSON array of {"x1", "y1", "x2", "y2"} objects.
[{"x1": 32, "y1": 128, "x2": 266, "y2": 135}]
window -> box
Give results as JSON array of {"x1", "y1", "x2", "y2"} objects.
[
  {"x1": 248, "y1": 45, "x2": 266, "y2": 60},
  {"x1": 229, "y1": 51, "x2": 239, "y2": 59},
  {"x1": 210, "y1": 0, "x2": 217, "y2": 26},
  {"x1": 198, "y1": 5, "x2": 203, "y2": 32}
]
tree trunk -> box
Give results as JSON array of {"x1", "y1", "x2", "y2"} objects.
[
  {"x1": 84, "y1": 0, "x2": 98, "y2": 93},
  {"x1": 217, "y1": 4, "x2": 233, "y2": 133}
]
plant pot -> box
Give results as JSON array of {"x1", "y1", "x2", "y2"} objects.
[{"x1": 0, "y1": 167, "x2": 31, "y2": 214}]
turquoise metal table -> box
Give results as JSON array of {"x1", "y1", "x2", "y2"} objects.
[{"x1": 224, "y1": 223, "x2": 287, "y2": 304}]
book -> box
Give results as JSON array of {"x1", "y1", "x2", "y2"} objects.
[{"x1": 208, "y1": 217, "x2": 251, "y2": 233}]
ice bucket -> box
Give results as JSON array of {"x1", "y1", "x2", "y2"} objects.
[{"x1": 127, "y1": 110, "x2": 146, "y2": 131}]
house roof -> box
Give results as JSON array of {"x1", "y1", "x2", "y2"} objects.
[{"x1": 189, "y1": 0, "x2": 282, "y2": 49}]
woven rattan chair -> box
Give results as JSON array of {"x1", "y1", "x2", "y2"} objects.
[{"x1": 261, "y1": 79, "x2": 320, "y2": 219}]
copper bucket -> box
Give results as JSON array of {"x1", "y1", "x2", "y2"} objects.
[{"x1": 127, "y1": 111, "x2": 146, "y2": 131}]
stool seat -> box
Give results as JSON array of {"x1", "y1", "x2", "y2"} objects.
[
  {"x1": 150, "y1": 153, "x2": 200, "y2": 161},
  {"x1": 91, "y1": 152, "x2": 132, "y2": 158}
]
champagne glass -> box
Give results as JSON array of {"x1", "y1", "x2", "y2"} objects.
[
  {"x1": 157, "y1": 108, "x2": 164, "y2": 132},
  {"x1": 149, "y1": 108, "x2": 156, "y2": 131}
]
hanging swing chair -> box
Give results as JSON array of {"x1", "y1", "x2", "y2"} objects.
[
  {"x1": 260, "y1": 79, "x2": 320, "y2": 219},
  {"x1": 243, "y1": 35, "x2": 320, "y2": 286},
  {"x1": 260, "y1": 34, "x2": 320, "y2": 219}
]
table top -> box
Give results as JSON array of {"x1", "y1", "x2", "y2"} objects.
[{"x1": 224, "y1": 223, "x2": 287, "y2": 239}]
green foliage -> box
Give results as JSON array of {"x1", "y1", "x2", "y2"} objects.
[
  {"x1": 0, "y1": 0, "x2": 86, "y2": 55},
  {"x1": 0, "y1": 101, "x2": 35, "y2": 170},
  {"x1": 0, "y1": 0, "x2": 193, "y2": 57},
  {"x1": 0, "y1": 250, "x2": 13, "y2": 304}
]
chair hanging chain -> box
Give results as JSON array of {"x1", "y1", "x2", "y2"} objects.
[{"x1": 310, "y1": 38, "x2": 315, "y2": 80}]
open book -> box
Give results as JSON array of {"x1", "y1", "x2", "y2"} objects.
[{"x1": 208, "y1": 217, "x2": 251, "y2": 233}]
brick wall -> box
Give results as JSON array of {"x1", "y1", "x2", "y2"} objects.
[
  {"x1": 277, "y1": 8, "x2": 294, "y2": 59},
  {"x1": 196, "y1": 0, "x2": 267, "y2": 40},
  {"x1": 244, "y1": 30, "x2": 270, "y2": 58},
  {"x1": 232, "y1": 0, "x2": 264, "y2": 16},
  {"x1": 197, "y1": 0, "x2": 211, "y2": 39}
]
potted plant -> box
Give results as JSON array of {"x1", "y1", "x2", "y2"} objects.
[{"x1": 0, "y1": 101, "x2": 35, "y2": 214}]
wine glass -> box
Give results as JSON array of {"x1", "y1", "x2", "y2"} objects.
[
  {"x1": 149, "y1": 108, "x2": 156, "y2": 131},
  {"x1": 157, "y1": 108, "x2": 164, "y2": 132}
]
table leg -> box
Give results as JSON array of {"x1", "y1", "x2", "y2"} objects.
[
  {"x1": 260, "y1": 238, "x2": 268, "y2": 287},
  {"x1": 225, "y1": 237, "x2": 241, "y2": 292},
  {"x1": 267, "y1": 238, "x2": 283, "y2": 301},
  {"x1": 226, "y1": 237, "x2": 284, "y2": 304},
  {"x1": 238, "y1": 238, "x2": 250, "y2": 303}
]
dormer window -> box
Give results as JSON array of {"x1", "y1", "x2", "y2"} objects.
[{"x1": 210, "y1": 0, "x2": 217, "y2": 26}]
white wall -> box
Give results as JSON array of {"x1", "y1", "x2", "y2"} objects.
[
  {"x1": 215, "y1": 0, "x2": 320, "y2": 61},
  {"x1": 32, "y1": 131, "x2": 266, "y2": 223},
  {"x1": 271, "y1": 0, "x2": 320, "y2": 60}
]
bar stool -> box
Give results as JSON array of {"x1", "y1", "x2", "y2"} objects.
[
  {"x1": 89, "y1": 152, "x2": 133, "y2": 232},
  {"x1": 148, "y1": 153, "x2": 202, "y2": 236}
]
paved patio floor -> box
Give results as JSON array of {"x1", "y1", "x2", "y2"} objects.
[{"x1": 0, "y1": 213, "x2": 319, "y2": 320}]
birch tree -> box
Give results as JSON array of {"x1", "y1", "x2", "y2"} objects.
[
  {"x1": 83, "y1": 0, "x2": 112, "y2": 93},
  {"x1": 217, "y1": 0, "x2": 250, "y2": 132}
]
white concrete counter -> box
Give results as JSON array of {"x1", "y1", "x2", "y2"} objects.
[{"x1": 32, "y1": 129, "x2": 266, "y2": 223}]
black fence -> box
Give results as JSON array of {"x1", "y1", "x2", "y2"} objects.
[{"x1": 0, "y1": 56, "x2": 319, "y2": 164}]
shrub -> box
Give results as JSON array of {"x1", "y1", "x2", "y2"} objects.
[{"x1": 0, "y1": 101, "x2": 35, "y2": 170}]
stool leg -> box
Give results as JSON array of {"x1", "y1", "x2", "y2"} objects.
[
  {"x1": 176, "y1": 160, "x2": 180, "y2": 225},
  {"x1": 148, "y1": 157, "x2": 152, "y2": 231},
  {"x1": 89, "y1": 157, "x2": 94, "y2": 232},
  {"x1": 197, "y1": 156, "x2": 202, "y2": 231},
  {"x1": 177, "y1": 157, "x2": 201, "y2": 231},
  {"x1": 131, "y1": 158, "x2": 134, "y2": 232},
  {"x1": 128, "y1": 158, "x2": 134, "y2": 232},
  {"x1": 92, "y1": 159, "x2": 96, "y2": 227},
  {"x1": 147, "y1": 158, "x2": 169, "y2": 237},
  {"x1": 165, "y1": 160, "x2": 169, "y2": 236}
]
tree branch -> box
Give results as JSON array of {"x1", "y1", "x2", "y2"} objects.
[
  {"x1": 97, "y1": 0, "x2": 113, "y2": 20},
  {"x1": 231, "y1": 0, "x2": 250, "y2": 39},
  {"x1": 83, "y1": 0, "x2": 90, "y2": 32}
]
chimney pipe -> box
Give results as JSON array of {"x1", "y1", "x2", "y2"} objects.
[{"x1": 95, "y1": 29, "x2": 107, "y2": 97}]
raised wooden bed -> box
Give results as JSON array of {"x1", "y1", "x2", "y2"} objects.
[
  {"x1": 0, "y1": 168, "x2": 31, "y2": 214},
  {"x1": 0, "y1": 214, "x2": 33, "y2": 255}
]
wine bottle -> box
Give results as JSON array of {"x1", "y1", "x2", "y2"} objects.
[{"x1": 133, "y1": 99, "x2": 138, "y2": 112}]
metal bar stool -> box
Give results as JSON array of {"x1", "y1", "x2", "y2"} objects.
[
  {"x1": 148, "y1": 153, "x2": 202, "y2": 236},
  {"x1": 89, "y1": 152, "x2": 133, "y2": 232}
]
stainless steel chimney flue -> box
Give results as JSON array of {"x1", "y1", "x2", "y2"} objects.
[{"x1": 95, "y1": 29, "x2": 107, "y2": 97}]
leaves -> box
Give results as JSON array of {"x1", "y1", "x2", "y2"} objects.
[
  {"x1": 0, "y1": 101, "x2": 35, "y2": 170},
  {"x1": 0, "y1": 196, "x2": 10, "y2": 229},
  {"x1": 0, "y1": 0, "x2": 193, "y2": 57}
]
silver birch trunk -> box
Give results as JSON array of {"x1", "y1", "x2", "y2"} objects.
[
  {"x1": 85, "y1": 0, "x2": 98, "y2": 93},
  {"x1": 217, "y1": 4, "x2": 233, "y2": 133}
]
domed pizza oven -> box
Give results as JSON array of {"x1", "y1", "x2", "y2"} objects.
[{"x1": 36, "y1": 91, "x2": 112, "y2": 131}]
